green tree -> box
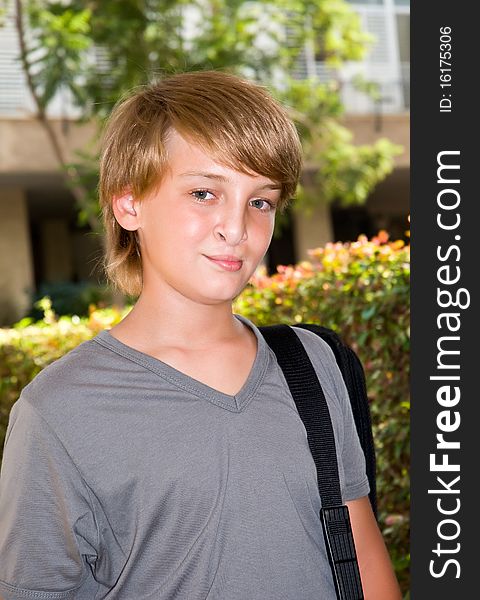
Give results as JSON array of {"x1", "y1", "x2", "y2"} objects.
[{"x1": 12, "y1": 0, "x2": 401, "y2": 231}]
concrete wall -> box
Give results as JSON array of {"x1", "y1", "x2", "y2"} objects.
[
  {"x1": 294, "y1": 113, "x2": 410, "y2": 256},
  {"x1": 0, "y1": 118, "x2": 96, "y2": 175},
  {"x1": 0, "y1": 115, "x2": 408, "y2": 174},
  {"x1": 343, "y1": 113, "x2": 410, "y2": 166},
  {"x1": 293, "y1": 202, "x2": 334, "y2": 262},
  {"x1": 0, "y1": 119, "x2": 97, "y2": 324},
  {"x1": 40, "y1": 218, "x2": 74, "y2": 283},
  {"x1": 0, "y1": 188, "x2": 34, "y2": 325}
]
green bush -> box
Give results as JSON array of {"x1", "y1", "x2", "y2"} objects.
[
  {"x1": 0, "y1": 232, "x2": 410, "y2": 593},
  {"x1": 27, "y1": 281, "x2": 113, "y2": 319}
]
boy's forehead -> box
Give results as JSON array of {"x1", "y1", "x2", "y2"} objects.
[
  {"x1": 165, "y1": 130, "x2": 279, "y2": 187},
  {"x1": 177, "y1": 170, "x2": 281, "y2": 190},
  {"x1": 165, "y1": 130, "x2": 219, "y2": 164}
]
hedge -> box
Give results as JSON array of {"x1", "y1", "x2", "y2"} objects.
[{"x1": 0, "y1": 232, "x2": 410, "y2": 594}]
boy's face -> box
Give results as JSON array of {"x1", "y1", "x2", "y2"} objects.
[{"x1": 117, "y1": 130, "x2": 281, "y2": 307}]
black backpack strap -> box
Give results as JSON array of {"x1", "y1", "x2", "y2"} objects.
[
  {"x1": 259, "y1": 324, "x2": 364, "y2": 600},
  {"x1": 294, "y1": 324, "x2": 377, "y2": 518},
  {"x1": 260, "y1": 324, "x2": 342, "y2": 506}
]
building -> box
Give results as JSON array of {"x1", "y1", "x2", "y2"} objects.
[
  {"x1": 272, "y1": 0, "x2": 409, "y2": 268},
  {"x1": 0, "y1": 0, "x2": 409, "y2": 325}
]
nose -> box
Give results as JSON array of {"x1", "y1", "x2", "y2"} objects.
[{"x1": 214, "y1": 205, "x2": 248, "y2": 245}]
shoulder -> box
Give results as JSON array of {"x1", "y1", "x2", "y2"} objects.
[
  {"x1": 291, "y1": 326, "x2": 337, "y2": 365},
  {"x1": 19, "y1": 333, "x2": 126, "y2": 424},
  {"x1": 23, "y1": 336, "x2": 103, "y2": 392},
  {"x1": 290, "y1": 326, "x2": 348, "y2": 410},
  {"x1": 292, "y1": 326, "x2": 370, "y2": 499}
]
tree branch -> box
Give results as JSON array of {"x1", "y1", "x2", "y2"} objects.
[{"x1": 15, "y1": 0, "x2": 100, "y2": 233}]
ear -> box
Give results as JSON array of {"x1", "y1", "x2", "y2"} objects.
[{"x1": 112, "y1": 191, "x2": 140, "y2": 231}]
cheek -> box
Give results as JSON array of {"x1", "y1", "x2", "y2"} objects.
[
  {"x1": 251, "y1": 217, "x2": 275, "y2": 251},
  {"x1": 169, "y1": 204, "x2": 214, "y2": 240},
  {"x1": 145, "y1": 206, "x2": 208, "y2": 245},
  {"x1": 181, "y1": 216, "x2": 211, "y2": 241}
]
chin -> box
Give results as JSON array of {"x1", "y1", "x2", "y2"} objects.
[
  {"x1": 198, "y1": 275, "x2": 249, "y2": 297},
  {"x1": 195, "y1": 286, "x2": 244, "y2": 305}
]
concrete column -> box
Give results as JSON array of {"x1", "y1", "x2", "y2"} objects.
[
  {"x1": 0, "y1": 188, "x2": 34, "y2": 325},
  {"x1": 40, "y1": 218, "x2": 74, "y2": 283},
  {"x1": 293, "y1": 202, "x2": 334, "y2": 262}
]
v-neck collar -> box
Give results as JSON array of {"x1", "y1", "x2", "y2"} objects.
[{"x1": 93, "y1": 314, "x2": 270, "y2": 413}]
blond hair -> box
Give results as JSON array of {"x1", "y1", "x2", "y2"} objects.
[{"x1": 99, "y1": 70, "x2": 303, "y2": 296}]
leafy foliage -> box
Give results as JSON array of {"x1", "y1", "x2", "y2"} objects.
[
  {"x1": 0, "y1": 231, "x2": 410, "y2": 593},
  {"x1": 27, "y1": 2, "x2": 92, "y2": 108},
  {"x1": 12, "y1": 0, "x2": 401, "y2": 229},
  {"x1": 27, "y1": 281, "x2": 113, "y2": 320}
]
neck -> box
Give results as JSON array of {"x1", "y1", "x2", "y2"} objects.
[{"x1": 112, "y1": 286, "x2": 243, "y2": 350}]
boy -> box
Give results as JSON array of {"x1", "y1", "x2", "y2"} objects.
[{"x1": 0, "y1": 71, "x2": 401, "y2": 599}]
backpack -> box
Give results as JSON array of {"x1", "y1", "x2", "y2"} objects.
[{"x1": 258, "y1": 323, "x2": 376, "y2": 600}]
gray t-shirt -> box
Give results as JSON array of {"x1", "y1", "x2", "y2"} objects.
[{"x1": 0, "y1": 314, "x2": 369, "y2": 600}]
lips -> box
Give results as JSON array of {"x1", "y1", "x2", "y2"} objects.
[{"x1": 204, "y1": 254, "x2": 244, "y2": 272}]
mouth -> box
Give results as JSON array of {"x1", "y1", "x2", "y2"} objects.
[{"x1": 204, "y1": 255, "x2": 244, "y2": 272}]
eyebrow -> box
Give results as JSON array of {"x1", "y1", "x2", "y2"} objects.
[{"x1": 179, "y1": 171, "x2": 282, "y2": 191}]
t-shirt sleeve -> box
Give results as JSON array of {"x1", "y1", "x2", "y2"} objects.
[
  {"x1": 292, "y1": 327, "x2": 370, "y2": 503},
  {"x1": 0, "y1": 397, "x2": 98, "y2": 599},
  {"x1": 335, "y1": 371, "x2": 371, "y2": 502}
]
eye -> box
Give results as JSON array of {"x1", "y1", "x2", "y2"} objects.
[
  {"x1": 191, "y1": 189, "x2": 215, "y2": 202},
  {"x1": 250, "y1": 198, "x2": 276, "y2": 212}
]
